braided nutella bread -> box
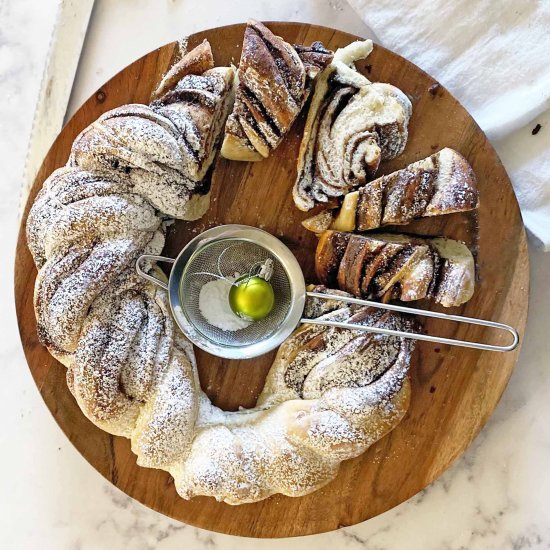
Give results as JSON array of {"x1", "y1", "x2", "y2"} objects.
[
  {"x1": 316, "y1": 231, "x2": 475, "y2": 307},
  {"x1": 221, "y1": 20, "x2": 333, "y2": 161},
  {"x1": 69, "y1": 41, "x2": 235, "y2": 221},
  {"x1": 26, "y1": 40, "x2": 415, "y2": 504},
  {"x1": 303, "y1": 148, "x2": 479, "y2": 233},
  {"x1": 293, "y1": 41, "x2": 412, "y2": 212}
]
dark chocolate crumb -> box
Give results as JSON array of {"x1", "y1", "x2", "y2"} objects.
[
  {"x1": 365, "y1": 63, "x2": 372, "y2": 74},
  {"x1": 429, "y1": 386, "x2": 436, "y2": 393},
  {"x1": 532, "y1": 123, "x2": 542, "y2": 135},
  {"x1": 428, "y1": 83, "x2": 440, "y2": 96},
  {"x1": 96, "y1": 90, "x2": 106, "y2": 103},
  {"x1": 431, "y1": 144, "x2": 439, "y2": 150},
  {"x1": 434, "y1": 347, "x2": 441, "y2": 353}
]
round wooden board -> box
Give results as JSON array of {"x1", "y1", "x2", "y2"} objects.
[{"x1": 15, "y1": 22, "x2": 529, "y2": 538}]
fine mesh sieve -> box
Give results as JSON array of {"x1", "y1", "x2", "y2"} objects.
[
  {"x1": 179, "y1": 238, "x2": 293, "y2": 347},
  {"x1": 136, "y1": 224, "x2": 519, "y2": 359},
  {"x1": 136, "y1": 225, "x2": 307, "y2": 359}
]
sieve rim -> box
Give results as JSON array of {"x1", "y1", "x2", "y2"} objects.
[{"x1": 167, "y1": 225, "x2": 306, "y2": 359}]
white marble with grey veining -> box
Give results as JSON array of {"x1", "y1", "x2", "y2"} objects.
[{"x1": 2, "y1": 0, "x2": 550, "y2": 548}]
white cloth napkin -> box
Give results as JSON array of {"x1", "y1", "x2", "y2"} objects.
[{"x1": 346, "y1": 0, "x2": 550, "y2": 249}]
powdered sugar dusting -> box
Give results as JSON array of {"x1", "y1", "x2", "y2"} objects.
[
  {"x1": 293, "y1": 44, "x2": 412, "y2": 211},
  {"x1": 198, "y1": 276, "x2": 251, "y2": 331}
]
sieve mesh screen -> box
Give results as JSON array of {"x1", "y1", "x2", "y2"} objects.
[{"x1": 179, "y1": 238, "x2": 293, "y2": 347}]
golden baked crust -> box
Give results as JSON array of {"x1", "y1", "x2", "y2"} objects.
[
  {"x1": 221, "y1": 20, "x2": 333, "y2": 161},
  {"x1": 316, "y1": 230, "x2": 475, "y2": 307},
  {"x1": 152, "y1": 39, "x2": 215, "y2": 99}
]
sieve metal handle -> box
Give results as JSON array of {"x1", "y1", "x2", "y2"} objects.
[
  {"x1": 303, "y1": 291, "x2": 519, "y2": 353},
  {"x1": 136, "y1": 254, "x2": 175, "y2": 291}
]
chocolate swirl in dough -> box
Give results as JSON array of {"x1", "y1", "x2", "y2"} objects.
[{"x1": 293, "y1": 40, "x2": 413, "y2": 211}]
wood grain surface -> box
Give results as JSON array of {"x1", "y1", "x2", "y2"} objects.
[{"x1": 14, "y1": 22, "x2": 529, "y2": 538}]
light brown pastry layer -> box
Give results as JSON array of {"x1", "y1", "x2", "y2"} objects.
[
  {"x1": 221, "y1": 20, "x2": 333, "y2": 161},
  {"x1": 316, "y1": 230, "x2": 475, "y2": 307},
  {"x1": 293, "y1": 41, "x2": 412, "y2": 212},
  {"x1": 303, "y1": 148, "x2": 479, "y2": 233}
]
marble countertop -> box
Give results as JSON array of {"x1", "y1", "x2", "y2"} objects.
[{"x1": 2, "y1": 0, "x2": 550, "y2": 548}]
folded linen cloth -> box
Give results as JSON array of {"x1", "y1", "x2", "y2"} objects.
[{"x1": 346, "y1": 0, "x2": 550, "y2": 249}]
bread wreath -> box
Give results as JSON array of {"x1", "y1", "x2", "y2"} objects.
[{"x1": 26, "y1": 38, "x2": 417, "y2": 504}]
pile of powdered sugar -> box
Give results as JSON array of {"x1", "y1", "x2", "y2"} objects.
[{"x1": 198, "y1": 275, "x2": 251, "y2": 331}]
